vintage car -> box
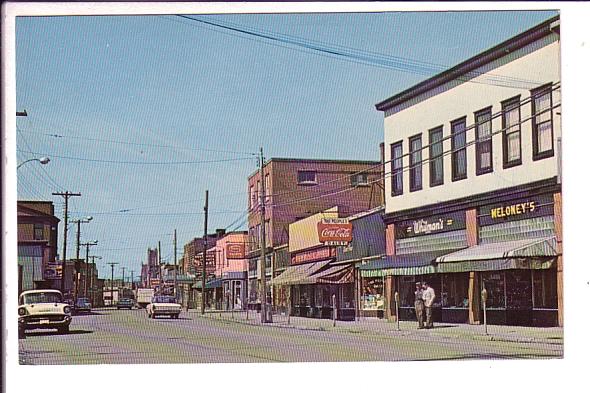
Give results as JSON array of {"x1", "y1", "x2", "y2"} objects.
[
  {"x1": 18, "y1": 289, "x2": 72, "y2": 336},
  {"x1": 116, "y1": 297, "x2": 134, "y2": 310},
  {"x1": 73, "y1": 297, "x2": 92, "y2": 314},
  {"x1": 146, "y1": 295, "x2": 181, "y2": 319}
]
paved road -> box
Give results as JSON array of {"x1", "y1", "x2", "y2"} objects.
[{"x1": 18, "y1": 308, "x2": 563, "y2": 365}]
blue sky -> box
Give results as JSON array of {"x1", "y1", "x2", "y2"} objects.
[{"x1": 15, "y1": 10, "x2": 558, "y2": 279}]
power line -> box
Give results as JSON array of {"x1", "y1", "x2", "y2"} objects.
[
  {"x1": 15, "y1": 150, "x2": 257, "y2": 166},
  {"x1": 174, "y1": 14, "x2": 546, "y2": 90}
]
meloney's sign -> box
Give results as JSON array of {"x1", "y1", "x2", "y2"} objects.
[{"x1": 317, "y1": 218, "x2": 352, "y2": 246}]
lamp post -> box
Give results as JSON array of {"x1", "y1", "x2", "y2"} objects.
[{"x1": 17, "y1": 156, "x2": 50, "y2": 170}]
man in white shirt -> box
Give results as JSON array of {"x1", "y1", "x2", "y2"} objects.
[{"x1": 422, "y1": 282, "x2": 436, "y2": 329}]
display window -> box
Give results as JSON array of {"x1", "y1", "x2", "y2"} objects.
[
  {"x1": 340, "y1": 284, "x2": 354, "y2": 309},
  {"x1": 315, "y1": 285, "x2": 332, "y2": 307},
  {"x1": 481, "y1": 272, "x2": 506, "y2": 309},
  {"x1": 398, "y1": 276, "x2": 416, "y2": 308},
  {"x1": 533, "y1": 268, "x2": 557, "y2": 309},
  {"x1": 361, "y1": 277, "x2": 384, "y2": 310},
  {"x1": 248, "y1": 278, "x2": 258, "y2": 303},
  {"x1": 505, "y1": 270, "x2": 533, "y2": 310},
  {"x1": 441, "y1": 273, "x2": 469, "y2": 308}
]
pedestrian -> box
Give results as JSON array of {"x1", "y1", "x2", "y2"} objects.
[
  {"x1": 422, "y1": 282, "x2": 436, "y2": 329},
  {"x1": 414, "y1": 282, "x2": 425, "y2": 329}
]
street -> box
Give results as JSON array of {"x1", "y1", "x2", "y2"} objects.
[{"x1": 19, "y1": 308, "x2": 563, "y2": 365}]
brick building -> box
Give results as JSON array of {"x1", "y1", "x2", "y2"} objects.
[{"x1": 246, "y1": 157, "x2": 384, "y2": 309}]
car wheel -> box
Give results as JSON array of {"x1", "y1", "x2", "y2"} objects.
[
  {"x1": 58, "y1": 325, "x2": 69, "y2": 334},
  {"x1": 18, "y1": 328, "x2": 26, "y2": 339}
]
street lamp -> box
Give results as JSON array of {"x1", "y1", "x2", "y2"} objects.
[{"x1": 17, "y1": 156, "x2": 50, "y2": 170}]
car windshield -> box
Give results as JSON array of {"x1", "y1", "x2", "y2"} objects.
[
  {"x1": 152, "y1": 296, "x2": 176, "y2": 303},
  {"x1": 22, "y1": 292, "x2": 62, "y2": 304}
]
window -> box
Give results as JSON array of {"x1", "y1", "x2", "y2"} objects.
[
  {"x1": 531, "y1": 84, "x2": 554, "y2": 160},
  {"x1": 256, "y1": 180, "x2": 260, "y2": 205},
  {"x1": 451, "y1": 117, "x2": 467, "y2": 181},
  {"x1": 361, "y1": 277, "x2": 383, "y2": 310},
  {"x1": 391, "y1": 142, "x2": 403, "y2": 196},
  {"x1": 481, "y1": 272, "x2": 506, "y2": 309},
  {"x1": 33, "y1": 223, "x2": 44, "y2": 240},
  {"x1": 297, "y1": 170, "x2": 317, "y2": 184},
  {"x1": 429, "y1": 126, "x2": 444, "y2": 187},
  {"x1": 409, "y1": 134, "x2": 422, "y2": 192},
  {"x1": 264, "y1": 174, "x2": 270, "y2": 202},
  {"x1": 475, "y1": 107, "x2": 493, "y2": 175},
  {"x1": 351, "y1": 172, "x2": 369, "y2": 186},
  {"x1": 249, "y1": 185, "x2": 256, "y2": 209},
  {"x1": 502, "y1": 96, "x2": 522, "y2": 168},
  {"x1": 441, "y1": 273, "x2": 469, "y2": 308},
  {"x1": 532, "y1": 269, "x2": 558, "y2": 309}
]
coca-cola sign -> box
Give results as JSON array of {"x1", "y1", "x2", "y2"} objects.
[{"x1": 317, "y1": 218, "x2": 352, "y2": 245}]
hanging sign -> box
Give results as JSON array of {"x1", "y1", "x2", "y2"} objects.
[
  {"x1": 317, "y1": 218, "x2": 353, "y2": 246},
  {"x1": 226, "y1": 243, "x2": 246, "y2": 259}
]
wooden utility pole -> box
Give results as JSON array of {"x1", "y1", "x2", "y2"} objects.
[
  {"x1": 52, "y1": 192, "x2": 81, "y2": 293},
  {"x1": 174, "y1": 229, "x2": 178, "y2": 298},
  {"x1": 259, "y1": 147, "x2": 271, "y2": 323},
  {"x1": 81, "y1": 241, "x2": 98, "y2": 297},
  {"x1": 201, "y1": 190, "x2": 209, "y2": 315},
  {"x1": 108, "y1": 262, "x2": 119, "y2": 306}
]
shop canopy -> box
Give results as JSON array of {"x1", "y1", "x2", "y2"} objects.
[
  {"x1": 270, "y1": 260, "x2": 331, "y2": 286},
  {"x1": 434, "y1": 236, "x2": 558, "y2": 273},
  {"x1": 293, "y1": 263, "x2": 355, "y2": 285},
  {"x1": 193, "y1": 278, "x2": 223, "y2": 290},
  {"x1": 359, "y1": 250, "x2": 458, "y2": 277}
]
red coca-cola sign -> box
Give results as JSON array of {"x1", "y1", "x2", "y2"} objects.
[{"x1": 317, "y1": 218, "x2": 353, "y2": 244}]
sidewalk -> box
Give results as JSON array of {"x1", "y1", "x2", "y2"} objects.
[{"x1": 191, "y1": 309, "x2": 563, "y2": 346}]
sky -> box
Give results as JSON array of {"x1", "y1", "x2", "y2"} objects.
[{"x1": 15, "y1": 10, "x2": 558, "y2": 279}]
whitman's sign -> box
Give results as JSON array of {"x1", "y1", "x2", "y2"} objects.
[
  {"x1": 317, "y1": 218, "x2": 352, "y2": 246},
  {"x1": 395, "y1": 211, "x2": 466, "y2": 239}
]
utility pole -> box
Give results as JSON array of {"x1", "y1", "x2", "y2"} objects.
[
  {"x1": 53, "y1": 192, "x2": 81, "y2": 294},
  {"x1": 81, "y1": 241, "x2": 98, "y2": 297},
  {"x1": 89, "y1": 255, "x2": 101, "y2": 305},
  {"x1": 107, "y1": 262, "x2": 119, "y2": 307},
  {"x1": 130, "y1": 270, "x2": 134, "y2": 290},
  {"x1": 259, "y1": 147, "x2": 271, "y2": 323},
  {"x1": 121, "y1": 267, "x2": 126, "y2": 289},
  {"x1": 174, "y1": 229, "x2": 178, "y2": 298},
  {"x1": 201, "y1": 190, "x2": 209, "y2": 315}
]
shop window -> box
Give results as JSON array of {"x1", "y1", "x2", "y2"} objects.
[
  {"x1": 531, "y1": 84, "x2": 554, "y2": 161},
  {"x1": 291, "y1": 286, "x2": 300, "y2": 307},
  {"x1": 398, "y1": 276, "x2": 416, "y2": 308},
  {"x1": 248, "y1": 278, "x2": 258, "y2": 303},
  {"x1": 361, "y1": 277, "x2": 383, "y2": 310},
  {"x1": 315, "y1": 285, "x2": 332, "y2": 308},
  {"x1": 340, "y1": 284, "x2": 354, "y2": 309},
  {"x1": 441, "y1": 273, "x2": 469, "y2": 308},
  {"x1": 481, "y1": 272, "x2": 506, "y2": 309},
  {"x1": 351, "y1": 173, "x2": 369, "y2": 186},
  {"x1": 475, "y1": 107, "x2": 493, "y2": 175},
  {"x1": 533, "y1": 269, "x2": 558, "y2": 309},
  {"x1": 505, "y1": 270, "x2": 532, "y2": 310},
  {"x1": 391, "y1": 141, "x2": 403, "y2": 196},
  {"x1": 451, "y1": 117, "x2": 467, "y2": 181},
  {"x1": 429, "y1": 126, "x2": 444, "y2": 187},
  {"x1": 502, "y1": 96, "x2": 522, "y2": 168},
  {"x1": 409, "y1": 134, "x2": 422, "y2": 192}
]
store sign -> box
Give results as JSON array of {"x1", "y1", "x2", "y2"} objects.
[
  {"x1": 44, "y1": 261, "x2": 62, "y2": 279},
  {"x1": 194, "y1": 251, "x2": 216, "y2": 274},
  {"x1": 291, "y1": 247, "x2": 335, "y2": 265},
  {"x1": 317, "y1": 218, "x2": 352, "y2": 246},
  {"x1": 479, "y1": 195, "x2": 554, "y2": 226},
  {"x1": 226, "y1": 243, "x2": 245, "y2": 259},
  {"x1": 395, "y1": 211, "x2": 466, "y2": 239}
]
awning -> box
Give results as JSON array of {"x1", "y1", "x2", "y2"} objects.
[
  {"x1": 270, "y1": 260, "x2": 331, "y2": 286},
  {"x1": 193, "y1": 278, "x2": 223, "y2": 289},
  {"x1": 359, "y1": 250, "x2": 459, "y2": 277},
  {"x1": 435, "y1": 236, "x2": 558, "y2": 273},
  {"x1": 315, "y1": 264, "x2": 354, "y2": 284}
]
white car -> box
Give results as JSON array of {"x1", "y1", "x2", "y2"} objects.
[
  {"x1": 146, "y1": 295, "x2": 181, "y2": 319},
  {"x1": 18, "y1": 289, "x2": 72, "y2": 336}
]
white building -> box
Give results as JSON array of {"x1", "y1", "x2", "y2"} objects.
[{"x1": 370, "y1": 16, "x2": 562, "y2": 326}]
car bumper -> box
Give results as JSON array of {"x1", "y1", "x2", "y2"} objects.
[
  {"x1": 19, "y1": 315, "x2": 71, "y2": 330},
  {"x1": 152, "y1": 310, "x2": 180, "y2": 315}
]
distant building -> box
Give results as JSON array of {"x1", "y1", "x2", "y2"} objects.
[{"x1": 17, "y1": 201, "x2": 60, "y2": 292}]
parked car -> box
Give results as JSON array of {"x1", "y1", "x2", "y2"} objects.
[
  {"x1": 18, "y1": 289, "x2": 72, "y2": 337},
  {"x1": 73, "y1": 297, "x2": 92, "y2": 314},
  {"x1": 116, "y1": 298, "x2": 134, "y2": 310},
  {"x1": 146, "y1": 295, "x2": 181, "y2": 319}
]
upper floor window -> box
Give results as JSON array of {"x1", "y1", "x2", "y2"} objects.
[
  {"x1": 451, "y1": 117, "x2": 467, "y2": 181},
  {"x1": 351, "y1": 172, "x2": 369, "y2": 186},
  {"x1": 264, "y1": 173, "x2": 270, "y2": 202},
  {"x1": 429, "y1": 126, "x2": 444, "y2": 187},
  {"x1": 475, "y1": 107, "x2": 493, "y2": 175},
  {"x1": 391, "y1": 141, "x2": 403, "y2": 196},
  {"x1": 502, "y1": 96, "x2": 522, "y2": 168},
  {"x1": 531, "y1": 84, "x2": 554, "y2": 160},
  {"x1": 33, "y1": 223, "x2": 44, "y2": 240},
  {"x1": 249, "y1": 185, "x2": 256, "y2": 209},
  {"x1": 409, "y1": 134, "x2": 422, "y2": 192},
  {"x1": 297, "y1": 170, "x2": 317, "y2": 185}
]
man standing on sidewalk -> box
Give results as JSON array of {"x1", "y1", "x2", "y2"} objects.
[
  {"x1": 422, "y1": 282, "x2": 436, "y2": 329},
  {"x1": 414, "y1": 282, "x2": 425, "y2": 329}
]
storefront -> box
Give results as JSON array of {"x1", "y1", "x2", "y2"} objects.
[
  {"x1": 247, "y1": 253, "x2": 272, "y2": 311},
  {"x1": 378, "y1": 190, "x2": 560, "y2": 327},
  {"x1": 221, "y1": 271, "x2": 247, "y2": 310}
]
